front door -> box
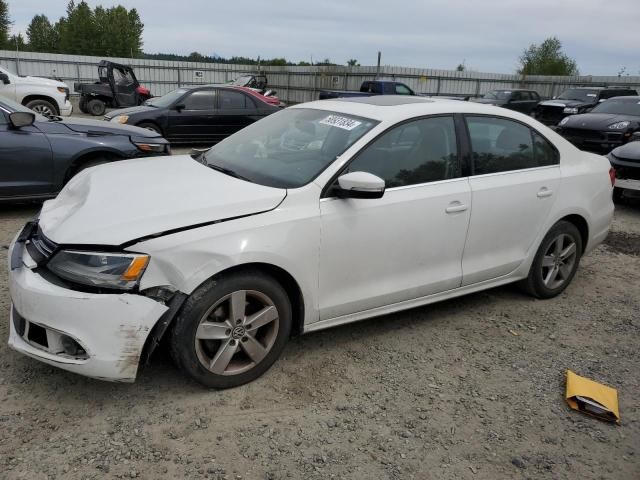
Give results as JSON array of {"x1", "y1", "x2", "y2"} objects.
[
  {"x1": 318, "y1": 116, "x2": 471, "y2": 320},
  {"x1": 0, "y1": 111, "x2": 53, "y2": 198},
  {"x1": 461, "y1": 115, "x2": 561, "y2": 285},
  {"x1": 166, "y1": 88, "x2": 218, "y2": 143}
]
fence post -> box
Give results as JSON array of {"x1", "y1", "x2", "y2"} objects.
[
  {"x1": 76, "y1": 63, "x2": 80, "y2": 85},
  {"x1": 475, "y1": 79, "x2": 481, "y2": 97},
  {"x1": 177, "y1": 68, "x2": 181, "y2": 87},
  {"x1": 286, "y1": 70, "x2": 290, "y2": 104},
  {"x1": 436, "y1": 77, "x2": 441, "y2": 95}
]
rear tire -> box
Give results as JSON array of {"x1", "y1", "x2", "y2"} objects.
[
  {"x1": 25, "y1": 99, "x2": 58, "y2": 117},
  {"x1": 520, "y1": 221, "x2": 583, "y2": 299},
  {"x1": 170, "y1": 271, "x2": 292, "y2": 389},
  {"x1": 79, "y1": 97, "x2": 89, "y2": 114},
  {"x1": 87, "y1": 98, "x2": 106, "y2": 116}
]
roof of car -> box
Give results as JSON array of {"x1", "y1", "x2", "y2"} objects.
[
  {"x1": 336, "y1": 96, "x2": 433, "y2": 106},
  {"x1": 294, "y1": 95, "x2": 535, "y2": 123},
  {"x1": 604, "y1": 95, "x2": 640, "y2": 101}
]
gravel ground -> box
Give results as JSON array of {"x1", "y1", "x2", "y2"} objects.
[{"x1": 0, "y1": 191, "x2": 638, "y2": 480}]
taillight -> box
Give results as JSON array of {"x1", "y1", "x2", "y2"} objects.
[{"x1": 609, "y1": 167, "x2": 616, "y2": 187}]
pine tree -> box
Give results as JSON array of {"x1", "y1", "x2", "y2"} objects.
[
  {"x1": 0, "y1": 0, "x2": 11, "y2": 49},
  {"x1": 26, "y1": 15, "x2": 56, "y2": 52}
]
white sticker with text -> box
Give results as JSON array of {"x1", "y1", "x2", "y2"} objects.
[{"x1": 319, "y1": 115, "x2": 362, "y2": 131}]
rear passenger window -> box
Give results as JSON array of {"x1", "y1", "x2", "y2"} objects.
[
  {"x1": 220, "y1": 90, "x2": 248, "y2": 109},
  {"x1": 345, "y1": 116, "x2": 459, "y2": 188},
  {"x1": 467, "y1": 116, "x2": 534, "y2": 174},
  {"x1": 532, "y1": 130, "x2": 559, "y2": 166}
]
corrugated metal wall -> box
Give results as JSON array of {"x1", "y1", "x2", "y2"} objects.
[{"x1": 2, "y1": 50, "x2": 640, "y2": 104}]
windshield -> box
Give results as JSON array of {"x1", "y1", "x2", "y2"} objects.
[
  {"x1": 232, "y1": 76, "x2": 253, "y2": 86},
  {"x1": 0, "y1": 96, "x2": 48, "y2": 121},
  {"x1": 146, "y1": 88, "x2": 189, "y2": 108},
  {"x1": 557, "y1": 89, "x2": 598, "y2": 102},
  {"x1": 483, "y1": 90, "x2": 510, "y2": 100},
  {"x1": 591, "y1": 98, "x2": 640, "y2": 116},
  {"x1": 203, "y1": 108, "x2": 379, "y2": 188}
]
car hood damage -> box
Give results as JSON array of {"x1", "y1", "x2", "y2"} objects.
[{"x1": 38, "y1": 155, "x2": 286, "y2": 245}]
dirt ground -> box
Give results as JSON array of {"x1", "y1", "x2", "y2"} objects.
[{"x1": 0, "y1": 195, "x2": 638, "y2": 480}]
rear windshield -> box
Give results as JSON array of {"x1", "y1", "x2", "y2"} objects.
[{"x1": 592, "y1": 98, "x2": 640, "y2": 116}]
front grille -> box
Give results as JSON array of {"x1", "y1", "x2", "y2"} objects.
[
  {"x1": 12, "y1": 306, "x2": 26, "y2": 336},
  {"x1": 26, "y1": 227, "x2": 58, "y2": 265},
  {"x1": 537, "y1": 105, "x2": 565, "y2": 125},
  {"x1": 562, "y1": 128, "x2": 604, "y2": 141},
  {"x1": 615, "y1": 165, "x2": 640, "y2": 181}
]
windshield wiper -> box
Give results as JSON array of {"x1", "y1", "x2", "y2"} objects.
[{"x1": 207, "y1": 164, "x2": 253, "y2": 183}]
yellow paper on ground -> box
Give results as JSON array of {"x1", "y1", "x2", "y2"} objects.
[{"x1": 565, "y1": 370, "x2": 620, "y2": 424}]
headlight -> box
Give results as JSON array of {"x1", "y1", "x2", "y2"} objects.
[
  {"x1": 559, "y1": 117, "x2": 570, "y2": 126},
  {"x1": 47, "y1": 250, "x2": 149, "y2": 290},
  {"x1": 608, "y1": 121, "x2": 630, "y2": 130},
  {"x1": 134, "y1": 142, "x2": 167, "y2": 153},
  {"x1": 563, "y1": 107, "x2": 579, "y2": 114},
  {"x1": 111, "y1": 115, "x2": 129, "y2": 124}
]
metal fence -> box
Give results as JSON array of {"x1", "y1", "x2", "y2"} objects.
[{"x1": 2, "y1": 49, "x2": 640, "y2": 104}]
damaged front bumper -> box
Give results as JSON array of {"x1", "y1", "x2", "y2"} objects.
[{"x1": 8, "y1": 237, "x2": 170, "y2": 382}]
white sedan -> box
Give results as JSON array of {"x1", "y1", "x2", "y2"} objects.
[{"x1": 8, "y1": 96, "x2": 614, "y2": 388}]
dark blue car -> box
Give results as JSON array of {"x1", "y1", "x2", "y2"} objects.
[{"x1": 0, "y1": 97, "x2": 170, "y2": 201}]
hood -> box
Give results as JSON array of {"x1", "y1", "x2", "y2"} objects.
[
  {"x1": 561, "y1": 113, "x2": 640, "y2": 130},
  {"x1": 56, "y1": 116, "x2": 162, "y2": 138},
  {"x1": 20, "y1": 74, "x2": 69, "y2": 89},
  {"x1": 38, "y1": 155, "x2": 287, "y2": 245},
  {"x1": 611, "y1": 141, "x2": 640, "y2": 161},
  {"x1": 104, "y1": 105, "x2": 159, "y2": 119},
  {"x1": 539, "y1": 99, "x2": 589, "y2": 108}
]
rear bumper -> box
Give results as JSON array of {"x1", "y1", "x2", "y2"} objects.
[{"x1": 8, "y1": 239, "x2": 168, "y2": 382}]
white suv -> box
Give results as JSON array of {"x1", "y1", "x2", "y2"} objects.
[
  {"x1": 0, "y1": 65, "x2": 73, "y2": 117},
  {"x1": 8, "y1": 97, "x2": 614, "y2": 388}
]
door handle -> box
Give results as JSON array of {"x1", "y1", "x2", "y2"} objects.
[
  {"x1": 537, "y1": 187, "x2": 553, "y2": 198},
  {"x1": 445, "y1": 202, "x2": 468, "y2": 214}
]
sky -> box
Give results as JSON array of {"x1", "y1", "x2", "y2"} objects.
[{"x1": 7, "y1": 0, "x2": 640, "y2": 76}]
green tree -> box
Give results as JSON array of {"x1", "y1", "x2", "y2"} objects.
[
  {"x1": 9, "y1": 32, "x2": 26, "y2": 51},
  {"x1": 456, "y1": 63, "x2": 465, "y2": 72},
  {"x1": 26, "y1": 15, "x2": 57, "y2": 52},
  {"x1": 347, "y1": 59, "x2": 359, "y2": 67},
  {"x1": 518, "y1": 37, "x2": 578, "y2": 76},
  {"x1": 0, "y1": 0, "x2": 11, "y2": 49},
  {"x1": 59, "y1": 1, "x2": 97, "y2": 55}
]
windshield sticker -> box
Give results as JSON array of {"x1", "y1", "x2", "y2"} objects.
[
  {"x1": 320, "y1": 115, "x2": 362, "y2": 131},
  {"x1": 586, "y1": 94, "x2": 597, "y2": 97}
]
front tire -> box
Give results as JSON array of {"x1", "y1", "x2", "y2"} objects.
[
  {"x1": 25, "y1": 99, "x2": 58, "y2": 117},
  {"x1": 521, "y1": 221, "x2": 583, "y2": 299},
  {"x1": 170, "y1": 271, "x2": 292, "y2": 388},
  {"x1": 137, "y1": 122, "x2": 162, "y2": 135}
]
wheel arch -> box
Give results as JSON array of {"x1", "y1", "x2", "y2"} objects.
[
  {"x1": 559, "y1": 213, "x2": 589, "y2": 252},
  {"x1": 203, "y1": 262, "x2": 306, "y2": 337},
  {"x1": 22, "y1": 94, "x2": 60, "y2": 114},
  {"x1": 135, "y1": 120, "x2": 164, "y2": 136},
  {"x1": 63, "y1": 149, "x2": 126, "y2": 183}
]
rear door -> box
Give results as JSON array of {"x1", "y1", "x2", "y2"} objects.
[
  {"x1": 166, "y1": 88, "x2": 217, "y2": 143},
  {"x1": 461, "y1": 115, "x2": 560, "y2": 285},
  {"x1": 213, "y1": 89, "x2": 262, "y2": 141},
  {"x1": 0, "y1": 110, "x2": 54, "y2": 198},
  {"x1": 112, "y1": 67, "x2": 137, "y2": 107}
]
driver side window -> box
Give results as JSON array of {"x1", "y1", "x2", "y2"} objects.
[{"x1": 345, "y1": 116, "x2": 459, "y2": 188}]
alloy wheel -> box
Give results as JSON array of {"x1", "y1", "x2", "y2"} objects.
[
  {"x1": 541, "y1": 233, "x2": 577, "y2": 290},
  {"x1": 32, "y1": 104, "x2": 54, "y2": 116},
  {"x1": 194, "y1": 290, "x2": 279, "y2": 376}
]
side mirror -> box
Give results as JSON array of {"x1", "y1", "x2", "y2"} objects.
[
  {"x1": 334, "y1": 171, "x2": 385, "y2": 199},
  {"x1": 0, "y1": 73, "x2": 9, "y2": 84},
  {"x1": 9, "y1": 112, "x2": 35, "y2": 128},
  {"x1": 173, "y1": 104, "x2": 185, "y2": 112}
]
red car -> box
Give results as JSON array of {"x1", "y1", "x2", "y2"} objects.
[{"x1": 235, "y1": 86, "x2": 284, "y2": 107}]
